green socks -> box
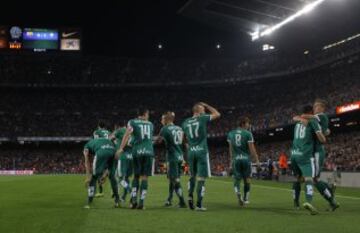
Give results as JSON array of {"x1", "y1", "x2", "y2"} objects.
[
  {"x1": 196, "y1": 180, "x2": 206, "y2": 207},
  {"x1": 315, "y1": 180, "x2": 335, "y2": 205},
  {"x1": 131, "y1": 177, "x2": 140, "y2": 203},
  {"x1": 167, "y1": 182, "x2": 174, "y2": 202},
  {"x1": 244, "y1": 182, "x2": 250, "y2": 201},
  {"x1": 120, "y1": 177, "x2": 131, "y2": 200},
  {"x1": 174, "y1": 181, "x2": 185, "y2": 204},
  {"x1": 139, "y1": 180, "x2": 148, "y2": 206},
  {"x1": 87, "y1": 175, "x2": 97, "y2": 204},
  {"x1": 292, "y1": 181, "x2": 301, "y2": 205},
  {"x1": 305, "y1": 181, "x2": 314, "y2": 203},
  {"x1": 109, "y1": 174, "x2": 119, "y2": 201},
  {"x1": 234, "y1": 179, "x2": 241, "y2": 199},
  {"x1": 188, "y1": 177, "x2": 195, "y2": 199}
]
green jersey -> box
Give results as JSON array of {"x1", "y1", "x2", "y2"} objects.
[
  {"x1": 93, "y1": 128, "x2": 110, "y2": 139},
  {"x1": 291, "y1": 119, "x2": 322, "y2": 158},
  {"x1": 128, "y1": 119, "x2": 154, "y2": 157},
  {"x1": 182, "y1": 114, "x2": 211, "y2": 153},
  {"x1": 112, "y1": 127, "x2": 133, "y2": 156},
  {"x1": 227, "y1": 128, "x2": 254, "y2": 159},
  {"x1": 113, "y1": 127, "x2": 126, "y2": 148},
  {"x1": 160, "y1": 124, "x2": 184, "y2": 162},
  {"x1": 84, "y1": 138, "x2": 116, "y2": 155},
  {"x1": 314, "y1": 113, "x2": 329, "y2": 153}
]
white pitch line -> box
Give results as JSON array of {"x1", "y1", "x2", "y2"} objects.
[{"x1": 211, "y1": 179, "x2": 360, "y2": 201}]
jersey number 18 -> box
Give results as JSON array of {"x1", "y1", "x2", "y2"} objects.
[{"x1": 295, "y1": 124, "x2": 306, "y2": 139}]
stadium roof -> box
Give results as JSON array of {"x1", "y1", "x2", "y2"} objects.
[
  {"x1": 180, "y1": 0, "x2": 320, "y2": 35},
  {"x1": 2, "y1": 0, "x2": 360, "y2": 57}
]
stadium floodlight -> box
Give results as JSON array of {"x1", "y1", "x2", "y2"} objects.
[
  {"x1": 251, "y1": 0, "x2": 325, "y2": 41},
  {"x1": 216, "y1": 43, "x2": 221, "y2": 49},
  {"x1": 158, "y1": 44, "x2": 163, "y2": 49}
]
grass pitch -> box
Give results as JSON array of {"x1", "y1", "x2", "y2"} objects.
[{"x1": 1, "y1": 175, "x2": 359, "y2": 233}]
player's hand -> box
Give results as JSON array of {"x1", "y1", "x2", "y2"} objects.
[
  {"x1": 115, "y1": 149, "x2": 123, "y2": 160},
  {"x1": 198, "y1": 102, "x2": 208, "y2": 107}
]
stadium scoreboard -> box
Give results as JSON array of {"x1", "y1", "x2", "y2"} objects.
[{"x1": 0, "y1": 26, "x2": 81, "y2": 52}]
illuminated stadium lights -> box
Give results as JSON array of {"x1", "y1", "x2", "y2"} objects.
[
  {"x1": 262, "y1": 44, "x2": 275, "y2": 51},
  {"x1": 251, "y1": 0, "x2": 325, "y2": 41},
  {"x1": 216, "y1": 43, "x2": 221, "y2": 49},
  {"x1": 323, "y1": 33, "x2": 360, "y2": 50},
  {"x1": 157, "y1": 44, "x2": 163, "y2": 49}
]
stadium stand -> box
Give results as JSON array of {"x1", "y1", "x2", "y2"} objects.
[{"x1": 0, "y1": 40, "x2": 359, "y2": 174}]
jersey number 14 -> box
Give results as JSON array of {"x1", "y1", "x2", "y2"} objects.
[{"x1": 139, "y1": 124, "x2": 151, "y2": 139}]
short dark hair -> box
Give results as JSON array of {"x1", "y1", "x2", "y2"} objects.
[
  {"x1": 98, "y1": 120, "x2": 106, "y2": 128},
  {"x1": 238, "y1": 116, "x2": 250, "y2": 127},
  {"x1": 114, "y1": 122, "x2": 124, "y2": 129},
  {"x1": 137, "y1": 107, "x2": 149, "y2": 117},
  {"x1": 302, "y1": 105, "x2": 313, "y2": 114}
]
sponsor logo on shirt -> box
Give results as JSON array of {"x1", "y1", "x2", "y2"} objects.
[
  {"x1": 137, "y1": 148, "x2": 152, "y2": 155},
  {"x1": 101, "y1": 144, "x2": 115, "y2": 150},
  {"x1": 190, "y1": 145, "x2": 204, "y2": 152}
]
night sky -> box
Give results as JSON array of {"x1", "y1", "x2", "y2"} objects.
[{"x1": 1, "y1": 0, "x2": 360, "y2": 57}]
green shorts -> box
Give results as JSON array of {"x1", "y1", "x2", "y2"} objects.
[
  {"x1": 187, "y1": 151, "x2": 211, "y2": 178},
  {"x1": 232, "y1": 156, "x2": 251, "y2": 179},
  {"x1": 117, "y1": 152, "x2": 133, "y2": 178},
  {"x1": 92, "y1": 151, "x2": 116, "y2": 176},
  {"x1": 314, "y1": 149, "x2": 325, "y2": 177},
  {"x1": 291, "y1": 155, "x2": 315, "y2": 178},
  {"x1": 167, "y1": 161, "x2": 182, "y2": 179},
  {"x1": 133, "y1": 156, "x2": 154, "y2": 177}
]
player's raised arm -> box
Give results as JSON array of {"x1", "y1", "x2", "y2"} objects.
[
  {"x1": 199, "y1": 102, "x2": 221, "y2": 120},
  {"x1": 300, "y1": 114, "x2": 316, "y2": 119},
  {"x1": 293, "y1": 115, "x2": 309, "y2": 126}
]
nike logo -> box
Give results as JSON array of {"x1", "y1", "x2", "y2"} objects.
[{"x1": 62, "y1": 32, "x2": 78, "y2": 38}]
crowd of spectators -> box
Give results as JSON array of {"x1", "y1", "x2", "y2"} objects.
[
  {"x1": 0, "y1": 37, "x2": 359, "y2": 174},
  {"x1": 0, "y1": 131, "x2": 358, "y2": 174},
  {"x1": 0, "y1": 149, "x2": 84, "y2": 174},
  {"x1": 1, "y1": 35, "x2": 359, "y2": 85},
  {"x1": 0, "y1": 53, "x2": 359, "y2": 137}
]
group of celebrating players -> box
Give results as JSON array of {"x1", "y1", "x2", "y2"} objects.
[{"x1": 82, "y1": 99, "x2": 339, "y2": 215}]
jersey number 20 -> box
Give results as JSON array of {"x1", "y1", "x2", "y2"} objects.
[{"x1": 172, "y1": 130, "x2": 183, "y2": 145}]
